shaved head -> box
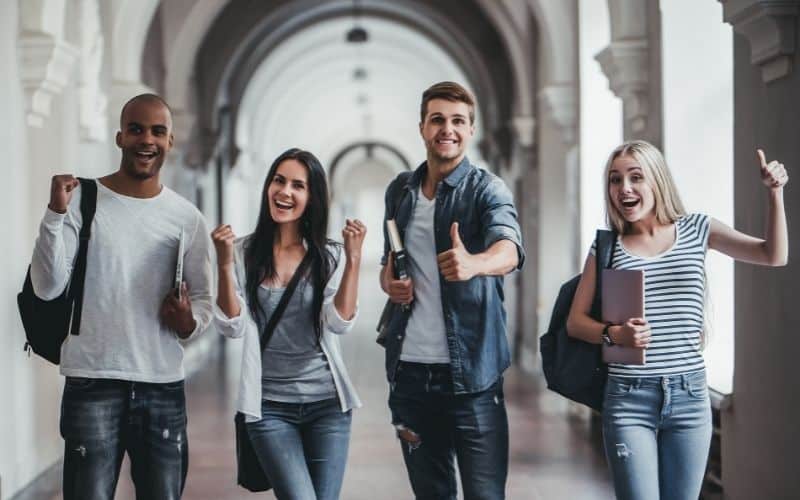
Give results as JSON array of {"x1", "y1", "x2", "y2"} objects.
[{"x1": 119, "y1": 94, "x2": 172, "y2": 129}]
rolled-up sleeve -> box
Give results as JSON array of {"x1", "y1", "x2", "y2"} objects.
[
  {"x1": 213, "y1": 293, "x2": 247, "y2": 338},
  {"x1": 322, "y1": 248, "x2": 357, "y2": 335},
  {"x1": 480, "y1": 177, "x2": 525, "y2": 270},
  {"x1": 213, "y1": 241, "x2": 249, "y2": 339}
]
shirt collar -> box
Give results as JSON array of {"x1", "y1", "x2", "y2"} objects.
[{"x1": 407, "y1": 156, "x2": 472, "y2": 190}]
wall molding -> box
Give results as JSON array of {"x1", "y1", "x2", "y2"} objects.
[{"x1": 18, "y1": 34, "x2": 78, "y2": 127}]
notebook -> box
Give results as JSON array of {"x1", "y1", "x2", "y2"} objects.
[
  {"x1": 601, "y1": 268, "x2": 646, "y2": 365},
  {"x1": 174, "y1": 230, "x2": 185, "y2": 299}
]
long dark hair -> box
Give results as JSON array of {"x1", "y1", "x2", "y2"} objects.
[{"x1": 244, "y1": 148, "x2": 338, "y2": 341}]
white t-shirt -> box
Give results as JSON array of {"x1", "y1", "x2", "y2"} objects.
[
  {"x1": 30, "y1": 180, "x2": 213, "y2": 383},
  {"x1": 400, "y1": 187, "x2": 450, "y2": 363}
]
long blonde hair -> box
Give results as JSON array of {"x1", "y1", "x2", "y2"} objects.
[
  {"x1": 603, "y1": 140, "x2": 687, "y2": 234},
  {"x1": 602, "y1": 140, "x2": 710, "y2": 348}
]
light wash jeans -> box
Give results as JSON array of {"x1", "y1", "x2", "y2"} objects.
[
  {"x1": 602, "y1": 370, "x2": 712, "y2": 500},
  {"x1": 246, "y1": 398, "x2": 352, "y2": 500}
]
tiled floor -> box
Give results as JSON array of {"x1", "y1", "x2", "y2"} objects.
[{"x1": 16, "y1": 268, "x2": 614, "y2": 499}]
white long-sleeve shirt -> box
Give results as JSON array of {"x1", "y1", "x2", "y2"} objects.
[
  {"x1": 31, "y1": 180, "x2": 213, "y2": 383},
  {"x1": 214, "y1": 236, "x2": 362, "y2": 422}
]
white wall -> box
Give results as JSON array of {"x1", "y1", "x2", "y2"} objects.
[
  {"x1": 661, "y1": 0, "x2": 733, "y2": 394},
  {"x1": 578, "y1": 0, "x2": 623, "y2": 261},
  {"x1": 0, "y1": 2, "x2": 64, "y2": 497},
  {"x1": 0, "y1": 2, "x2": 173, "y2": 497}
]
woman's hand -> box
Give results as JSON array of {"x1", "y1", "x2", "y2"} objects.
[
  {"x1": 211, "y1": 224, "x2": 236, "y2": 270},
  {"x1": 342, "y1": 219, "x2": 366, "y2": 262},
  {"x1": 611, "y1": 318, "x2": 651, "y2": 348},
  {"x1": 758, "y1": 149, "x2": 788, "y2": 191}
]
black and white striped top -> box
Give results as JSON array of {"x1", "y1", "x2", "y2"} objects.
[{"x1": 591, "y1": 213, "x2": 710, "y2": 377}]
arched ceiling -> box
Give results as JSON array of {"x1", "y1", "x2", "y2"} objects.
[
  {"x1": 127, "y1": 0, "x2": 581, "y2": 169},
  {"x1": 193, "y1": 0, "x2": 517, "y2": 166},
  {"x1": 236, "y1": 16, "x2": 484, "y2": 175}
]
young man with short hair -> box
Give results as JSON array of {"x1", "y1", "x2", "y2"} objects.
[
  {"x1": 30, "y1": 94, "x2": 213, "y2": 500},
  {"x1": 380, "y1": 81, "x2": 524, "y2": 499}
]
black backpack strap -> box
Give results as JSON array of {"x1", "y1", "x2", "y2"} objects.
[
  {"x1": 591, "y1": 229, "x2": 617, "y2": 317},
  {"x1": 388, "y1": 171, "x2": 412, "y2": 219},
  {"x1": 69, "y1": 178, "x2": 98, "y2": 336},
  {"x1": 259, "y1": 250, "x2": 313, "y2": 351}
]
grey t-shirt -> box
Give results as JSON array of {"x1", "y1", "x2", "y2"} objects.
[
  {"x1": 401, "y1": 186, "x2": 450, "y2": 363},
  {"x1": 257, "y1": 277, "x2": 337, "y2": 403}
]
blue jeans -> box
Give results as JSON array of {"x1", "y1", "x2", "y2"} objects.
[
  {"x1": 602, "y1": 370, "x2": 712, "y2": 500},
  {"x1": 246, "y1": 398, "x2": 352, "y2": 500},
  {"x1": 60, "y1": 377, "x2": 188, "y2": 500},
  {"x1": 388, "y1": 362, "x2": 508, "y2": 500}
]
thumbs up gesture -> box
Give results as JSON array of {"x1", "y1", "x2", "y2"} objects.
[
  {"x1": 757, "y1": 149, "x2": 788, "y2": 191},
  {"x1": 437, "y1": 222, "x2": 477, "y2": 281}
]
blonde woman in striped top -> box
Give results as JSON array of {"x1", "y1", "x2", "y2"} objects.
[{"x1": 567, "y1": 140, "x2": 788, "y2": 500}]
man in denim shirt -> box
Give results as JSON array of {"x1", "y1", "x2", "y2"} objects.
[{"x1": 380, "y1": 81, "x2": 524, "y2": 500}]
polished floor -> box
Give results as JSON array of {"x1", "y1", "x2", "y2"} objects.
[{"x1": 18, "y1": 268, "x2": 614, "y2": 499}]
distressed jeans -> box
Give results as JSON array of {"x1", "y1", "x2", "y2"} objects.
[
  {"x1": 246, "y1": 398, "x2": 352, "y2": 500},
  {"x1": 60, "y1": 377, "x2": 188, "y2": 500},
  {"x1": 388, "y1": 361, "x2": 508, "y2": 500},
  {"x1": 602, "y1": 370, "x2": 712, "y2": 500}
]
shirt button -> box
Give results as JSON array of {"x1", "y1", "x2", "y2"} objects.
[{"x1": 397, "y1": 335, "x2": 403, "y2": 340}]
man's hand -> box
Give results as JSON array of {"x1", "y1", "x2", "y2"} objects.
[
  {"x1": 49, "y1": 175, "x2": 80, "y2": 213},
  {"x1": 160, "y1": 282, "x2": 196, "y2": 338},
  {"x1": 437, "y1": 222, "x2": 478, "y2": 281},
  {"x1": 382, "y1": 253, "x2": 414, "y2": 305}
]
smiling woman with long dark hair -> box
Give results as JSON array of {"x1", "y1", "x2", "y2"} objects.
[{"x1": 211, "y1": 148, "x2": 366, "y2": 500}]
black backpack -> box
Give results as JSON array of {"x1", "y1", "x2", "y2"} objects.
[
  {"x1": 540, "y1": 229, "x2": 616, "y2": 412},
  {"x1": 17, "y1": 178, "x2": 98, "y2": 365}
]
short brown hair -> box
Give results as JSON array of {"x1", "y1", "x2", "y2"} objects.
[{"x1": 420, "y1": 81, "x2": 476, "y2": 124}]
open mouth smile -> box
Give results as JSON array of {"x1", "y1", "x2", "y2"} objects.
[
  {"x1": 273, "y1": 199, "x2": 294, "y2": 211},
  {"x1": 620, "y1": 198, "x2": 640, "y2": 210},
  {"x1": 134, "y1": 150, "x2": 158, "y2": 162}
]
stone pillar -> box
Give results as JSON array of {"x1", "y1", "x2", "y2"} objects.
[
  {"x1": 506, "y1": 115, "x2": 535, "y2": 366},
  {"x1": 596, "y1": 0, "x2": 662, "y2": 147},
  {"x1": 510, "y1": 115, "x2": 539, "y2": 369},
  {"x1": 720, "y1": 2, "x2": 800, "y2": 498},
  {"x1": 532, "y1": 84, "x2": 578, "y2": 371}
]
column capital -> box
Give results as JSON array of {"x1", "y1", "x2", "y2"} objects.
[
  {"x1": 721, "y1": 0, "x2": 800, "y2": 82},
  {"x1": 510, "y1": 115, "x2": 536, "y2": 149},
  {"x1": 18, "y1": 32, "x2": 79, "y2": 127},
  {"x1": 595, "y1": 39, "x2": 649, "y2": 136},
  {"x1": 538, "y1": 85, "x2": 577, "y2": 145}
]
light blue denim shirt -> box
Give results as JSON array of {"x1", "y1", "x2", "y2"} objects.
[
  {"x1": 214, "y1": 236, "x2": 361, "y2": 422},
  {"x1": 381, "y1": 157, "x2": 525, "y2": 394}
]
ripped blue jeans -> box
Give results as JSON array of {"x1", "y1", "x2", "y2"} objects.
[
  {"x1": 60, "y1": 377, "x2": 188, "y2": 500},
  {"x1": 602, "y1": 370, "x2": 712, "y2": 500},
  {"x1": 388, "y1": 361, "x2": 508, "y2": 500},
  {"x1": 246, "y1": 398, "x2": 352, "y2": 500}
]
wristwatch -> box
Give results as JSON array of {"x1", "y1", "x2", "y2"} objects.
[{"x1": 602, "y1": 324, "x2": 615, "y2": 346}]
